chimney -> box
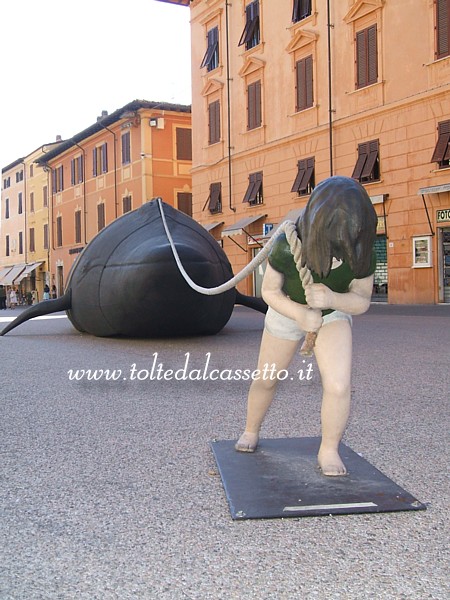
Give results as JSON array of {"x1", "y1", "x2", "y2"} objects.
[
  {"x1": 56, "y1": 135, "x2": 62, "y2": 142},
  {"x1": 97, "y1": 110, "x2": 108, "y2": 121}
]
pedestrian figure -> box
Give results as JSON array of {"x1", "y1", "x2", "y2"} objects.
[
  {"x1": 0, "y1": 285, "x2": 6, "y2": 310},
  {"x1": 9, "y1": 288, "x2": 18, "y2": 309}
]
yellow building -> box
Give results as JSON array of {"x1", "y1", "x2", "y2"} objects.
[
  {"x1": 176, "y1": 0, "x2": 450, "y2": 304},
  {"x1": 0, "y1": 142, "x2": 62, "y2": 302}
]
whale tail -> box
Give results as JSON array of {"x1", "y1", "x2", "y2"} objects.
[
  {"x1": 0, "y1": 290, "x2": 72, "y2": 336},
  {"x1": 234, "y1": 290, "x2": 267, "y2": 314}
]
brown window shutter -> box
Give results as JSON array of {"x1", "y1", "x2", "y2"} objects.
[
  {"x1": 248, "y1": 81, "x2": 261, "y2": 129},
  {"x1": 352, "y1": 142, "x2": 369, "y2": 179},
  {"x1": 361, "y1": 140, "x2": 379, "y2": 179},
  {"x1": 436, "y1": 0, "x2": 450, "y2": 59},
  {"x1": 305, "y1": 55, "x2": 313, "y2": 107},
  {"x1": 367, "y1": 25, "x2": 378, "y2": 85},
  {"x1": 431, "y1": 120, "x2": 450, "y2": 162},
  {"x1": 177, "y1": 192, "x2": 193, "y2": 217},
  {"x1": 255, "y1": 80, "x2": 261, "y2": 127},
  {"x1": 291, "y1": 160, "x2": 307, "y2": 192},
  {"x1": 102, "y1": 143, "x2": 108, "y2": 173},
  {"x1": 208, "y1": 101, "x2": 220, "y2": 144},
  {"x1": 356, "y1": 30, "x2": 368, "y2": 88},
  {"x1": 208, "y1": 183, "x2": 222, "y2": 212},
  {"x1": 176, "y1": 128, "x2": 192, "y2": 160},
  {"x1": 71, "y1": 159, "x2": 75, "y2": 185},
  {"x1": 296, "y1": 56, "x2": 313, "y2": 111},
  {"x1": 243, "y1": 173, "x2": 257, "y2": 202},
  {"x1": 93, "y1": 148, "x2": 98, "y2": 177}
]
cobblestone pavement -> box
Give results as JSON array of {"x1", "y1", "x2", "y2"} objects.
[{"x1": 0, "y1": 304, "x2": 449, "y2": 599}]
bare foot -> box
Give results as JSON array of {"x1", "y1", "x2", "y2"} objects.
[
  {"x1": 318, "y1": 447, "x2": 347, "y2": 476},
  {"x1": 235, "y1": 431, "x2": 259, "y2": 453}
]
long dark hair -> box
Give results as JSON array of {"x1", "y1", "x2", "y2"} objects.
[{"x1": 297, "y1": 176, "x2": 377, "y2": 278}]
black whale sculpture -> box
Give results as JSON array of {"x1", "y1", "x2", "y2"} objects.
[{"x1": 1, "y1": 199, "x2": 266, "y2": 337}]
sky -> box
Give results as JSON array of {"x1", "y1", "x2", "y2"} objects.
[{"x1": 0, "y1": 0, "x2": 192, "y2": 170}]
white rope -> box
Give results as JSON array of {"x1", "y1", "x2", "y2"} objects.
[{"x1": 157, "y1": 198, "x2": 313, "y2": 295}]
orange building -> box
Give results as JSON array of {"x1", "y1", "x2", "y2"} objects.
[
  {"x1": 33, "y1": 100, "x2": 192, "y2": 294},
  {"x1": 169, "y1": 0, "x2": 450, "y2": 304}
]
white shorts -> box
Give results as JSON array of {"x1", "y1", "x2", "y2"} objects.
[{"x1": 264, "y1": 306, "x2": 352, "y2": 341}]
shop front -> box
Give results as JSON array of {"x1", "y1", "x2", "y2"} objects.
[{"x1": 418, "y1": 184, "x2": 450, "y2": 304}]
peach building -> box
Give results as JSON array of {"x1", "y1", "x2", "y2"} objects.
[
  {"x1": 167, "y1": 0, "x2": 450, "y2": 304},
  {"x1": 33, "y1": 100, "x2": 192, "y2": 295}
]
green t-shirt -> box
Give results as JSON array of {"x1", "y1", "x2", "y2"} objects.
[{"x1": 268, "y1": 234, "x2": 377, "y2": 315}]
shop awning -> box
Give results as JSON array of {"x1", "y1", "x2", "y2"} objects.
[
  {"x1": 0, "y1": 267, "x2": 13, "y2": 285},
  {"x1": 418, "y1": 183, "x2": 450, "y2": 195},
  {"x1": 221, "y1": 214, "x2": 266, "y2": 237},
  {"x1": 202, "y1": 221, "x2": 224, "y2": 232},
  {"x1": 13, "y1": 261, "x2": 43, "y2": 284},
  {"x1": 1, "y1": 264, "x2": 26, "y2": 286}
]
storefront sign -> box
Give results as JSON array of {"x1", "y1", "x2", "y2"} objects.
[{"x1": 437, "y1": 209, "x2": 450, "y2": 223}]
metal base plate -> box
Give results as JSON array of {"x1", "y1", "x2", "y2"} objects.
[{"x1": 211, "y1": 437, "x2": 426, "y2": 520}]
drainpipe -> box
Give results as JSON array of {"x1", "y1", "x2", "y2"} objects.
[
  {"x1": 225, "y1": 0, "x2": 235, "y2": 212},
  {"x1": 327, "y1": 0, "x2": 334, "y2": 177}
]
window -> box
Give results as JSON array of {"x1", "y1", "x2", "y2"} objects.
[
  {"x1": 16, "y1": 170, "x2": 23, "y2": 183},
  {"x1": 30, "y1": 192, "x2": 35, "y2": 213},
  {"x1": 292, "y1": 0, "x2": 311, "y2": 23},
  {"x1": 176, "y1": 128, "x2": 192, "y2": 160},
  {"x1": 291, "y1": 157, "x2": 315, "y2": 195},
  {"x1": 243, "y1": 172, "x2": 263, "y2": 205},
  {"x1": 18, "y1": 193, "x2": 23, "y2": 215},
  {"x1": 356, "y1": 24, "x2": 377, "y2": 88},
  {"x1": 75, "y1": 210, "x2": 82, "y2": 244},
  {"x1": 201, "y1": 26, "x2": 219, "y2": 71},
  {"x1": 5, "y1": 198, "x2": 9, "y2": 219},
  {"x1": 123, "y1": 195, "x2": 132, "y2": 214},
  {"x1": 43, "y1": 224, "x2": 49, "y2": 250},
  {"x1": 52, "y1": 166, "x2": 64, "y2": 193},
  {"x1": 352, "y1": 140, "x2": 380, "y2": 182},
  {"x1": 238, "y1": 1, "x2": 260, "y2": 51},
  {"x1": 43, "y1": 185, "x2": 48, "y2": 208},
  {"x1": 5, "y1": 235, "x2": 10, "y2": 257},
  {"x1": 436, "y1": 0, "x2": 450, "y2": 59},
  {"x1": 93, "y1": 143, "x2": 108, "y2": 176},
  {"x1": 247, "y1": 80, "x2": 262, "y2": 130},
  {"x1": 413, "y1": 236, "x2": 432, "y2": 268},
  {"x1": 29, "y1": 228, "x2": 35, "y2": 252},
  {"x1": 3, "y1": 177, "x2": 10, "y2": 189},
  {"x1": 97, "y1": 203, "x2": 106, "y2": 231},
  {"x1": 431, "y1": 120, "x2": 450, "y2": 168},
  {"x1": 19, "y1": 232, "x2": 23, "y2": 255},
  {"x1": 30, "y1": 164, "x2": 34, "y2": 177},
  {"x1": 206, "y1": 183, "x2": 222, "y2": 214},
  {"x1": 296, "y1": 55, "x2": 313, "y2": 111},
  {"x1": 177, "y1": 192, "x2": 193, "y2": 217},
  {"x1": 71, "y1": 155, "x2": 84, "y2": 185},
  {"x1": 56, "y1": 216, "x2": 63, "y2": 247},
  {"x1": 208, "y1": 100, "x2": 221, "y2": 145},
  {"x1": 121, "y1": 132, "x2": 131, "y2": 165}
]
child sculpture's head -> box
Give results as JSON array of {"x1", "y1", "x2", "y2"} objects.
[{"x1": 297, "y1": 176, "x2": 378, "y2": 278}]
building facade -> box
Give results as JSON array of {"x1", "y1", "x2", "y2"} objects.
[
  {"x1": 185, "y1": 0, "x2": 450, "y2": 304},
  {"x1": 0, "y1": 100, "x2": 192, "y2": 298}
]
